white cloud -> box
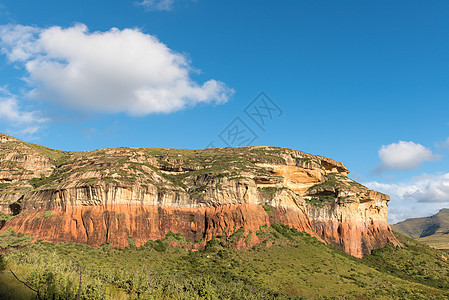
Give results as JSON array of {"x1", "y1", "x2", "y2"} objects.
[
  {"x1": 18, "y1": 125, "x2": 40, "y2": 136},
  {"x1": 137, "y1": 0, "x2": 174, "y2": 11},
  {"x1": 365, "y1": 173, "x2": 449, "y2": 223},
  {"x1": 367, "y1": 173, "x2": 449, "y2": 203},
  {"x1": 405, "y1": 173, "x2": 449, "y2": 203},
  {"x1": 0, "y1": 24, "x2": 233, "y2": 116},
  {"x1": 0, "y1": 87, "x2": 47, "y2": 136},
  {"x1": 376, "y1": 141, "x2": 438, "y2": 172},
  {"x1": 364, "y1": 181, "x2": 417, "y2": 201}
]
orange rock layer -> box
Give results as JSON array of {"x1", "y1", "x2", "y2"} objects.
[
  {"x1": 4, "y1": 202, "x2": 396, "y2": 257},
  {"x1": 4, "y1": 204, "x2": 310, "y2": 247}
]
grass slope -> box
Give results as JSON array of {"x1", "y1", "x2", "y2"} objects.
[{"x1": 0, "y1": 226, "x2": 448, "y2": 299}]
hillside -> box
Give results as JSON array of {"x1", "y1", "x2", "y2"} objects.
[
  {"x1": 0, "y1": 229, "x2": 448, "y2": 299},
  {"x1": 0, "y1": 132, "x2": 398, "y2": 257},
  {"x1": 392, "y1": 209, "x2": 449, "y2": 249}
]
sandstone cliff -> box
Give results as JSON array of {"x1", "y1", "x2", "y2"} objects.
[{"x1": 0, "y1": 133, "x2": 399, "y2": 257}]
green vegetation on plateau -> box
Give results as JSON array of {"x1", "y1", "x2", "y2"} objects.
[
  {"x1": 1, "y1": 132, "x2": 372, "y2": 215},
  {"x1": 307, "y1": 173, "x2": 367, "y2": 193},
  {"x1": 1, "y1": 226, "x2": 449, "y2": 299},
  {"x1": 2, "y1": 136, "x2": 310, "y2": 193}
]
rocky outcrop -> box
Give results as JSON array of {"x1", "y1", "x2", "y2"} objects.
[
  {"x1": 0, "y1": 133, "x2": 399, "y2": 257},
  {"x1": 0, "y1": 134, "x2": 56, "y2": 181},
  {"x1": 306, "y1": 192, "x2": 397, "y2": 257}
]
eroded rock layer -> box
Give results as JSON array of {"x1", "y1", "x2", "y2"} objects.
[{"x1": 0, "y1": 133, "x2": 398, "y2": 257}]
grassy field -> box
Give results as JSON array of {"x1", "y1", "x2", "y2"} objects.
[{"x1": 1, "y1": 225, "x2": 449, "y2": 299}]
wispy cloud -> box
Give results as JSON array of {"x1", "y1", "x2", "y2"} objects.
[
  {"x1": 0, "y1": 87, "x2": 47, "y2": 137},
  {"x1": 137, "y1": 0, "x2": 175, "y2": 11},
  {"x1": 436, "y1": 137, "x2": 449, "y2": 150},
  {"x1": 0, "y1": 4, "x2": 15, "y2": 23},
  {"x1": 0, "y1": 24, "x2": 233, "y2": 116}
]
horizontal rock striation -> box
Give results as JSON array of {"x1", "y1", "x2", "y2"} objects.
[{"x1": 0, "y1": 133, "x2": 399, "y2": 257}]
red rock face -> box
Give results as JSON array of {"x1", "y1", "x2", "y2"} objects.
[
  {"x1": 3, "y1": 200, "x2": 398, "y2": 258},
  {"x1": 0, "y1": 184, "x2": 401, "y2": 258},
  {"x1": 309, "y1": 219, "x2": 398, "y2": 257},
  {"x1": 4, "y1": 203, "x2": 317, "y2": 249}
]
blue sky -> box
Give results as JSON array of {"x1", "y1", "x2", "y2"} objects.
[{"x1": 1, "y1": 0, "x2": 449, "y2": 223}]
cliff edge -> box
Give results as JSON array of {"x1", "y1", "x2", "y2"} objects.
[{"x1": 0, "y1": 133, "x2": 399, "y2": 257}]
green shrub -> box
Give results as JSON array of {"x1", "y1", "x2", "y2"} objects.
[
  {"x1": 0, "y1": 182, "x2": 11, "y2": 191},
  {"x1": 0, "y1": 228, "x2": 33, "y2": 248},
  {"x1": 257, "y1": 187, "x2": 278, "y2": 197},
  {"x1": 306, "y1": 195, "x2": 335, "y2": 206},
  {"x1": 145, "y1": 239, "x2": 168, "y2": 252},
  {"x1": 34, "y1": 211, "x2": 54, "y2": 219},
  {"x1": 0, "y1": 255, "x2": 6, "y2": 271},
  {"x1": 29, "y1": 174, "x2": 60, "y2": 189},
  {"x1": 261, "y1": 204, "x2": 272, "y2": 215},
  {"x1": 0, "y1": 212, "x2": 13, "y2": 222}
]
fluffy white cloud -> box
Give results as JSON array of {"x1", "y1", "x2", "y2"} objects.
[
  {"x1": 0, "y1": 87, "x2": 47, "y2": 136},
  {"x1": 137, "y1": 0, "x2": 174, "y2": 11},
  {"x1": 377, "y1": 141, "x2": 438, "y2": 171},
  {"x1": 0, "y1": 24, "x2": 233, "y2": 116},
  {"x1": 365, "y1": 173, "x2": 449, "y2": 223}
]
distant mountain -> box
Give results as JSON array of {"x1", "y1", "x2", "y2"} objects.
[{"x1": 392, "y1": 209, "x2": 449, "y2": 249}]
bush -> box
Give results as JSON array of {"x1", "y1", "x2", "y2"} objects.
[{"x1": 0, "y1": 228, "x2": 33, "y2": 249}]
